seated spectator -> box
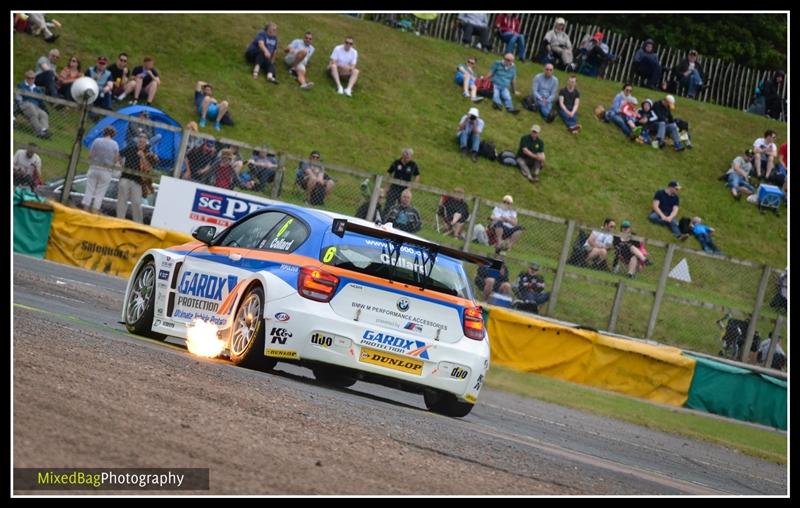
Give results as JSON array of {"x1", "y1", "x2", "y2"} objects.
[
  {"x1": 56, "y1": 55, "x2": 81, "y2": 100},
  {"x1": 385, "y1": 148, "x2": 420, "y2": 208},
  {"x1": 21, "y1": 13, "x2": 61, "y2": 43},
  {"x1": 212, "y1": 148, "x2": 250, "y2": 191},
  {"x1": 489, "y1": 53, "x2": 521, "y2": 114},
  {"x1": 384, "y1": 189, "x2": 422, "y2": 233},
  {"x1": 126, "y1": 111, "x2": 162, "y2": 150},
  {"x1": 457, "y1": 107, "x2": 484, "y2": 162},
  {"x1": 123, "y1": 56, "x2": 161, "y2": 105},
  {"x1": 516, "y1": 124, "x2": 545, "y2": 183},
  {"x1": 633, "y1": 39, "x2": 662, "y2": 90},
  {"x1": 613, "y1": 220, "x2": 650, "y2": 278},
  {"x1": 246, "y1": 147, "x2": 278, "y2": 192},
  {"x1": 531, "y1": 63, "x2": 559, "y2": 122},
  {"x1": 108, "y1": 53, "x2": 130, "y2": 100},
  {"x1": 183, "y1": 138, "x2": 217, "y2": 184},
  {"x1": 773, "y1": 142, "x2": 788, "y2": 191},
  {"x1": 475, "y1": 255, "x2": 512, "y2": 301},
  {"x1": 584, "y1": 218, "x2": 616, "y2": 269},
  {"x1": 246, "y1": 22, "x2": 279, "y2": 84},
  {"x1": 494, "y1": 13, "x2": 526, "y2": 62},
  {"x1": 648, "y1": 181, "x2": 686, "y2": 240},
  {"x1": 753, "y1": 130, "x2": 778, "y2": 180},
  {"x1": 577, "y1": 32, "x2": 615, "y2": 79},
  {"x1": 455, "y1": 57, "x2": 483, "y2": 102},
  {"x1": 542, "y1": 17, "x2": 575, "y2": 71},
  {"x1": 490, "y1": 195, "x2": 524, "y2": 254},
  {"x1": 194, "y1": 81, "x2": 230, "y2": 131},
  {"x1": 34, "y1": 48, "x2": 60, "y2": 98},
  {"x1": 651, "y1": 95, "x2": 684, "y2": 151},
  {"x1": 85, "y1": 56, "x2": 114, "y2": 111},
  {"x1": 725, "y1": 149, "x2": 756, "y2": 200},
  {"x1": 355, "y1": 185, "x2": 386, "y2": 224},
  {"x1": 690, "y1": 217, "x2": 721, "y2": 255},
  {"x1": 635, "y1": 98, "x2": 657, "y2": 143},
  {"x1": 604, "y1": 83, "x2": 634, "y2": 137},
  {"x1": 620, "y1": 96, "x2": 640, "y2": 140},
  {"x1": 769, "y1": 271, "x2": 787, "y2": 313},
  {"x1": 284, "y1": 31, "x2": 315, "y2": 90},
  {"x1": 756, "y1": 333, "x2": 786, "y2": 370},
  {"x1": 458, "y1": 13, "x2": 491, "y2": 51},
  {"x1": 13, "y1": 143, "x2": 43, "y2": 189},
  {"x1": 557, "y1": 75, "x2": 581, "y2": 133},
  {"x1": 515, "y1": 262, "x2": 550, "y2": 310},
  {"x1": 673, "y1": 49, "x2": 705, "y2": 98},
  {"x1": 118, "y1": 135, "x2": 158, "y2": 223},
  {"x1": 438, "y1": 187, "x2": 470, "y2": 239},
  {"x1": 15, "y1": 70, "x2": 51, "y2": 139},
  {"x1": 328, "y1": 36, "x2": 359, "y2": 97},
  {"x1": 296, "y1": 150, "x2": 334, "y2": 205}
]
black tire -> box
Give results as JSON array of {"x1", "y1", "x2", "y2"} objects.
[
  {"x1": 423, "y1": 389, "x2": 474, "y2": 418},
  {"x1": 228, "y1": 286, "x2": 277, "y2": 371},
  {"x1": 312, "y1": 365, "x2": 357, "y2": 388},
  {"x1": 124, "y1": 259, "x2": 165, "y2": 340}
]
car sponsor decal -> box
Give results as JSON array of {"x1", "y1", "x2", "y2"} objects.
[
  {"x1": 473, "y1": 374, "x2": 485, "y2": 392},
  {"x1": 279, "y1": 264, "x2": 298, "y2": 273},
  {"x1": 176, "y1": 271, "x2": 238, "y2": 313},
  {"x1": 450, "y1": 366, "x2": 469, "y2": 379},
  {"x1": 396, "y1": 298, "x2": 410, "y2": 312},
  {"x1": 274, "y1": 312, "x2": 290, "y2": 322},
  {"x1": 265, "y1": 349, "x2": 299, "y2": 359},
  {"x1": 310, "y1": 332, "x2": 334, "y2": 348},
  {"x1": 158, "y1": 269, "x2": 170, "y2": 280},
  {"x1": 361, "y1": 330, "x2": 432, "y2": 359},
  {"x1": 191, "y1": 189, "x2": 270, "y2": 226},
  {"x1": 359, "y1": 347, "x2": 423, "y2": 376},
  {"x1": 173, "y1": 308, "x2": 226, "y2": 326},
  {"x1": 403, "y1": 322, "x2": 423, "y2": 332},
  {"x1": 351, "y1": 302, "x2": 450, "y2": 332},
  {"x1": 269, "y1": 327, "x2": 293, "y2": 344}
]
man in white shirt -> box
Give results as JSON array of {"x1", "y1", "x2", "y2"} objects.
[
  {"x1": 752, "y1": 129, "x2": 778, "y2": 180},
  {"x1": 490, "y1": 195, "x2": 524, "y2": 254},
  {"x1": 13, "y1": 143, "x2": 43, "y2": 189},
  {"x1": 583, "y1": 218, "x2": 616, "y2": 267},
  {"x1": 284, "y1": 31, "x2": 315, "y2": 90},
  {"x1": 328, "y1": 36, "x2": 359, "y2": 97}
]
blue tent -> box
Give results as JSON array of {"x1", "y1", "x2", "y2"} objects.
[{"x1": 82, "y1": 105, "x2": 182, "y2": 170}]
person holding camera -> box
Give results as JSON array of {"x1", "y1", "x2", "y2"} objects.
[
  {"x1": 457, "y1": 107, "x2": 484, "y2": 162},
  {"x1": 515, "y1": 262, "x2": 550, "y2": 310}
]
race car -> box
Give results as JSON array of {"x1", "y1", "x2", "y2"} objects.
[{"x1": 121, "y1": 204, "x2": 498, "y2": 417}]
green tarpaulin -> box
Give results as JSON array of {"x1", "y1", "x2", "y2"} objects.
[
  {"x1": 684, "y1": 354, "x2": 787, "y2": 430},
  {"x1": 13, "y1": 187, "x2": 53, "y2": 259}
]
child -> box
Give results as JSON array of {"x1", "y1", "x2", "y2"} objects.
[
  {"x1": 691, "y1": 216, "x2": 722, "y2": 255},
  {"x1": 620, "y1": 96, "x2": 640, "y2": 140},
  {"x1": 636, "y1": 98, "x2": 657, "y2": 144}
]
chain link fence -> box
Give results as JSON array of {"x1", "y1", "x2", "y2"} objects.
[{"x1": 12, "y1": 89, "x2": 787, "y2": 370}]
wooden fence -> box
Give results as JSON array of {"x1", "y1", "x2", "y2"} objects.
[{"x1": 362, "y1": 13, "x2": 786, "y2": 120}]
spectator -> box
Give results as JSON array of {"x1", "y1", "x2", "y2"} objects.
[
  {"x1": 673, "y1": 49, "x2": 705, "y2": 99},
  {"x1": 85, "y1": 56, "x2": 114, "y2": 111},
  {"x1": 614, "y1": 220, "x2": 650, "y2": 278},
  {"x1": 56, "y1": 55, "x2": 81, "y2": 100},
  {"x1": 457, "y1": 107, "x2": 484, "y2": 162},
  {"x1": 769, "y1": 271, "x2": 787, "y2": 313},
  {"x1": 515, "y1": 262, "x2": 550, "y2": 309},
  {"x1": 438, "y1": 187, "x2": 470, "y2": 239},
  {"x1": 385, "y1": 148, "x2": 420, "y2": 208},
  {"x1": 13, "y1": 143, "x2": 43, "y2": 189},
  {"x1": 557, "y1": 74, "x2": 581, "y2": 133},
  {"x1": 455, "y1": 57, "x2": 483, "y2": 102},
  {"x1": 577, "y1": 32, "x2": 614, "y2": 79},
  {"x1": 24, "y1": 13, "x2": 61, "y2": 43},
  {"x1": 584, "y1": 218, "x2": 616, "y2": 268},
  {"x1": 633, "y1": 39, "x2": 662, "y2": 90},
  {"x1": 651, "y1": 95, "x2": 684, "y2": 151},
  {"x1": 753, "y1": 130, "x2": 778, "y2": 180},
  {"x1": 355, "y1": 184, "x2": 386, "y2": 224},
  {"x1": 725, "y1": 149, "x2": 756, "y2": 200},
  {"x1": 194, "y1": 81, "x2": 230, "y2": 131},
  {"x1": 328, "y1": 36, "x2": 359, "y2": 97},
  {"x1": 81, "y1": 126, "x2": 120, "y2": 214},
  {"x1": 211, "y1": 148, "x2": 248, "y2": 191},
  {"x1": 247, "y1": 147, "x2": 278, "y2": 192},
  {"x1": 475, "y1": 255, "x2": 512, "y2": 301},
  {"x1": 636, "y1": 98, "x2": 657, "y2": 144},
  {"x1": 118, "y1": 135, "x2": 158, "y2": 223},
  {"x1": 488, "y1": 53, "x2": 521, "y2": 114},
  {"x1": 773, "y1": 142, "x2": 788, "y2": 191},
  {"x1": 126, "y1": 111, "x2": 162, "y2": 150},
  {"x1": 34, "y1": 48, "x2": 60, "y2": 98},
  {"x1": 604, "y1": 83, "x2": 634, "y2": 137},
  {"x1": 490, "y1": 194, "x2": 524, "y2": 254},
  {"x1": 246, "y1": 22, "x2": 279, "y2": 84},
  {"x1": 531, "y1": 63, "x2": 559, "y2": 122},
  {"x1": 458, "y1": 13, "x2": 491, "y2": 51},
  {"x1": 494, "y1": 13, "x2": 526, "y2": 62},
  {"x1": 108, "y1": 53, "x2": 130, "y2": 101},
  {"x1": 123, "y1": 56, "x2": 161, "y2": 105},
  {"x1": 543, "y1": 17, "x2": 574, "y2": 71},
  {"x1": 648, "y1": 181, "x2": 686, "y2": 240},
  {"x1": 284, "y1": 31, "x2": 315, "y2": 90},
  {"x1": 757, "y1": 333, "x2": 786, "y2": 370},
  {"x1": 763, "y1": 70, "x2": 786, "y2": 120},
  {"x1": 15, "y1": 70, "x2": 51, "y2": 139},
  {"x1": 223, "y1": 144, "x2": 245, "y2": 174},
  {"x1": 298, "y1": 150, "x2": 334, "y2": 205},
  {"x1": 690, "y1": 217, "x2": 721, "y2": 255},
  {"x1": 516, "y1": 124, "x2": 545, "y2": 183},
  {"x1": 384, "y1": 189, "x2": 422, "y2": 234},
  {"x1": 620, "y1": 96, "x2": 641, "y2": 140},
  {"x1": 183, "y1": 138, "x2": 217, "y2": 184}
]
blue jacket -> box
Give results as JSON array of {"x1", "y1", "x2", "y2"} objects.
[{"x1": 16, "y1": 81, "x2": 45, "y2": 107}]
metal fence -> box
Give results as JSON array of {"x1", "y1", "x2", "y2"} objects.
[
  {"x1": 362, "y1": 13, "x2": 786, "y2": 120},
  {"x1": 13, "y1": 90, "x2": 787, "y2": 370}
]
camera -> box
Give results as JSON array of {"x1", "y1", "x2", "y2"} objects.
[{"x1": 469, "y1": 115, "x2": 476, "y2": 120}]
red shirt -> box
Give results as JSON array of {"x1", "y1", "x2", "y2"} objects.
[
  {"x1": 779, "y1": 143, "x2": 787, "y2": 167},
  {"x1": 495, "y1": 14, "x2": 521, "y2": 34}
]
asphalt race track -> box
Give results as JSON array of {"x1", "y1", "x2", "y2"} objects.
[{"x1": 13, "y1": 254, "x2": 787, "y2": 495}]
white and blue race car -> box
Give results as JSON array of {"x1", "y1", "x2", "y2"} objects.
[{"x1": 121, "y1": 204, "x2": 498, "y2": 417}]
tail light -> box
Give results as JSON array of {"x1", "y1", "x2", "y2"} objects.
[
  {"x1": 298, "y1": 266, "x2": 339, "y2": 302},
  {"x1": 463, "y1": 306, "x2": 485, "y2": 340}
]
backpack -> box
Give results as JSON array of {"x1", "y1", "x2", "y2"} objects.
[
  {"x1": 521, "y1": 94, "x2": 536, "y2": 111},
  {"x1": 498, "y1": 150, "x2": 517, "y2": 166},
  {"x1": 678, "y1": 217, "x2": 692, "y2": 235},
  {"x1": 478, "y1": 140, "x2": 497, "y2": 161},
  {"x1": 475, "y1": 76, "x2": 494, "y2": 98}
]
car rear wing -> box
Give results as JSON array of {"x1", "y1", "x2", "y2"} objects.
[{"x1": 332, "y1": 218, "x2": 502, "y2": 270}]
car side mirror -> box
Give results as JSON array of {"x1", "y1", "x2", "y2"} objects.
[{"x1": 192, "y1": 225, "x2": 217, "y2": 245}]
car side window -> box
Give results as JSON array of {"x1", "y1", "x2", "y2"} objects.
[
  {"x1": 258, "y1": 215, "x2": 308, "y2": 253},
  {"x1": 220, "y1": 212, "x2": 284, "y2": 249}
]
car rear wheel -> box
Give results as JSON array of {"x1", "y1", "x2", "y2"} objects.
[
  {"x1": 312, "y1": 365, "x2": 357, "y2": 388},
  {"x1": 125, "y1": 259, "x2": 165, "y2": 340},
  {"x1": 423, "y1": 389, "x2": 474, "y2": 417},
  {"x1": 229, "y1": 286, "x2": 277, "y2": 371}
]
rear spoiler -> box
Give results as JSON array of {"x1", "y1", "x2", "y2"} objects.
[{"x1": 332, "y1": 218, "x2": 502, "y2": 270}]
